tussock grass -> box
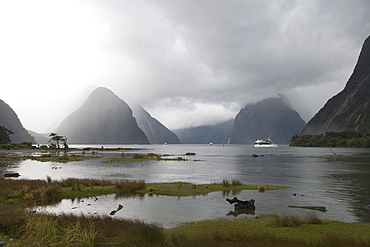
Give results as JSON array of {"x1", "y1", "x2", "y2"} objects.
[
  {"x1": 258, "y1": 185, "x2": 266, "y2": 192},
  {"x1": 0, "y1": 178, "x2": 148, "y2": 204},
  {"x1": 166, "y1": 215, "x2": 370, "y2": 247},
  {"x1": 115, "y1": 180, "x2": 146, "y2": 193},
  {"x1": 222, "y1": 179, "x2": 242, "y2": 187},
  {"x1": 140, "y1": 181, "x2": 287, "y2": 197},
  {"x1": 21, "y1": 213, "x2": 164, "y2": 247},
  {"x1": 273, "y1": 213, "x2": 322, "y2": 227},
  {"x1": 58, "y1": 178, "x2": 113, "y2": 187},
  {"x1": 21, "y1": 213, "x2": 96, "y2": 247}
]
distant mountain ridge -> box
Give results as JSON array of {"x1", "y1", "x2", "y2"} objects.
[
  {"x1": 173, "y1": 94, "x2": 306, "y2": 145},
  {"x1": 302, "y1": 35, "x2": 370, "y2": 135},
  {"x1": 0, "y1": 99, "x2": 35, "y2": 143},
  {"x1": 231, "y1": 95, "x2": 306, "y2": 144},
  {"x1": 132, "y1": 104, "x2": 181, "y2": 144},
  {"x1": 174, "y1": 120, "x2": 233, "y2": 144},
  {"x1": 57, "y1": 87, "x2": 149, "y2": 144}
]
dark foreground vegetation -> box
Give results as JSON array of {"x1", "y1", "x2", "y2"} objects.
[
  {"x1": 290, "y1": 129, "x2": 370, "y2": 147},
  {"x1": 0, "y1": 178, "x2": 369, "y2": 246}
]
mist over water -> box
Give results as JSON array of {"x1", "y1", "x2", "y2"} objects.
[{"x1": 2, "y1": 145, "x2": 369, "y2": 228}]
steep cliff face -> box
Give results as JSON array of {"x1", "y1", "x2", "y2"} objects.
[
  {"x1": 230, "y1": 96, "x2": 306, "y2": 144},
  {"x1": 302, "y1": 35, "x2": 370, "y2": 135},
  {"x1": 0, "y1": 99, "x2": 35, "y2": 143},
  {"x1": 132, "y1": 104, "x2": 181, "y2": 144},
  {"x1": 174, "y1": 119, "x2": 233, "y2": 144},
  {"x1": 57, "y1": 87, "x2": 149, "y2": 144}
]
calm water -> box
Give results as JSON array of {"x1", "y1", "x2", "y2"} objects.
[{"x1": 1, "y1": 145, "x2": 370, "y2": 228}]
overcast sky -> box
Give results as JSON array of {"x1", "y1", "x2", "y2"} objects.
[{"x1": 1, "y1": 0, "x2": 369, "y2": 133}]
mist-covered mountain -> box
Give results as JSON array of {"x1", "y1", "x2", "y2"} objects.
[
  {"x1": 0, "y1": 99, "x2": 35, "y2": 143},
  {"x1": 174, "y1": 119, "x2": 233, "y2": 144},
  {"x1": 27, "y1": 130, "x2": 50, "y2": 144},
  {"x1": 131, "y1": 104, "x2": 181, "y2": 144},
  {"x1": 284, "y1": 91, "x2": 313, "y2": 123},
  {"x1": 302, "y1": 35, "x2": 370, "y2": 135},
  {"x1": 56, "y1": 87, "x2": 149, "y2": 144},
  {"x1": 230, "y1": 95, "x2": 306, "y2": 144}
]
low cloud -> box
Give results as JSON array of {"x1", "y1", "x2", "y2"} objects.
[{"x1": 1, "y1": 0, "x2": 369, "y2": 131}]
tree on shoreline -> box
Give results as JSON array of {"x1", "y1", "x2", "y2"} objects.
[
  {"x1": 290, "y1": 129, "x2": 370, "y2": 147},
  {"x1": 0, "y1": 126, "x2": 14, "y2": 144},
  {"x1": 49, "y1": 133, "x2": 69, "y2": 149}
]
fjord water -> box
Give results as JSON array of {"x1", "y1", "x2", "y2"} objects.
[{"x1": 3, "y1": 145, "x2": 370, "y2": 228}]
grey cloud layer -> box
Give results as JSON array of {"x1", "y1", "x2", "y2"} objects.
[{"x1": 96, "y1": 0, "x2": 370, "y2": 108}]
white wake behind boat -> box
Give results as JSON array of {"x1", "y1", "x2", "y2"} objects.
[{"x1": 254, "y1": 138, "x2": 278, "y2": 147}]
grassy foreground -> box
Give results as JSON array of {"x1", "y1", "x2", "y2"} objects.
[
  {"x1": 1, "y1": 211, "x2": 369, "y2": 247},
  {"x1": 0, "y1": 178, "x2": 368, "y2": 246}
]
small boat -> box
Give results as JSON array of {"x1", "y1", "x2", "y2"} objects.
[{"x1": 254, "y1": 138, "x2": 278, "y2": 148}]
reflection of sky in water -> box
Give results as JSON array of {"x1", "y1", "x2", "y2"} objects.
[
  {"x1": 3, "y1": 145, "x2": 369, "y2": 225},
  {"x1": 36, "y1": 188, "x2": 363, "y2": 229}
]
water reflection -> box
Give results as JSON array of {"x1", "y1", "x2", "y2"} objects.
[
  {"x1": 226, "y1": 209, "x2": 255, "y2": 217},
  {"x1": 2, "y1": 145, "x2": 369, "y2": 226}
]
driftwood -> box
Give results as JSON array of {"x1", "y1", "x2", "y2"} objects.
[
  {"x1": 226, "y1": 197, "x2": 256, "y2": 210},
  {"x1": 288, "y1": 205, "x2": 327, "y2": 212},
  {"x1": 4, "y1": 173, "x2": 20, "y2": 177},
  {"x1": 110, "y1": 204, "x2": 123, "y2": 215}
]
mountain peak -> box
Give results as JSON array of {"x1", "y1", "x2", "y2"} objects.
[
  {"x1": 302, "y1": 35, "x2": 370, "y2": 135},
  {"x1": 131, "y1": 104, "x2": 181, "y2": 144},
  {"x1": 57, "y1": 87, "x2": 149, "y2": 144},
  {"x1": 231, "y1": 95, "x2": 306, "y2": 144}
]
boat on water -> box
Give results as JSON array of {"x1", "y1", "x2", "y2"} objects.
[{"x1": 254, "y1": 138, "x2": 278, "y2": 147}]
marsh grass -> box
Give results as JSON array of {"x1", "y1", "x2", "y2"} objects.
[
  {"x1": 0, "y1": 178, "x2": 148, "y2": 204},
  {"x1": 115, "y1": 180, "x2": 146, "y2": 193},
  {"x1": 222, "y1": 178, "x2": 242, "y2": 187},
  {"x1": 21, "y1": 213, "x2": 164, "y2": 247},
  {"x1": 103, "y1": 152, "x2": 196, "y2": 163},
  {"x1": 0, "y1": 177, "x2": 369, "y2": 247},
  {"x1": 21, "y1": 213, "x2": 97, "y2": 247},
  {"x1": 273, "y1": 213, "x2": 322, "y2": 227},
  {"x1": 258, "y1": 185, "x2": 266, "y2": 192},
  {"x1": 166, "y1": 215, "x2": 370, "y2": 247},
  {"x1": 140, "y1": 181, "x2": 287, "y2": 197}
]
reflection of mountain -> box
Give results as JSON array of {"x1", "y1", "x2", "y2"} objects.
[
  {"x1": 231, "y1": 95, "x2": 306, "y2": 144},
  {"x1": 302, "y1": 35, "x2": 370, "y2": 135},
  {"x1": 57, "y1": 87, "x2": 149, "y2": 144},
  {"x1": 131, "y1": 104, "x2": 181, "y2": 144},
  {"x1": 173, "y1": 120, "x2": 233, "y2": 144},
  {"x1": 0, "y1": 99, "x2": 35, "y2": 143}
]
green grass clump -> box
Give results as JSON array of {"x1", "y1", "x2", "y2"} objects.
[
  {"x1": 139, "y1": 181, "x2": 287, "y2": 197},
  {"x1": 21, "y1": 213, "x2": 96, "y2": 247},
  {"x1": 103, "y1": 152, "x2": 196, "y2": 163},
  {"x1": 222, "y1": 179, "x2": 243, "y2": 187},
  {"x1": 19, "y1": 213, "x2": 164, "y2": 247},
  {"x1": 272, "y1": 212, "x2": 324, "y2": 227},
  {"x1": 115, "y1": 180, "x2": 146, "y2": 193},
  {"x1": 166, "y1": 214, "x2": 370, "y2": 247}
]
